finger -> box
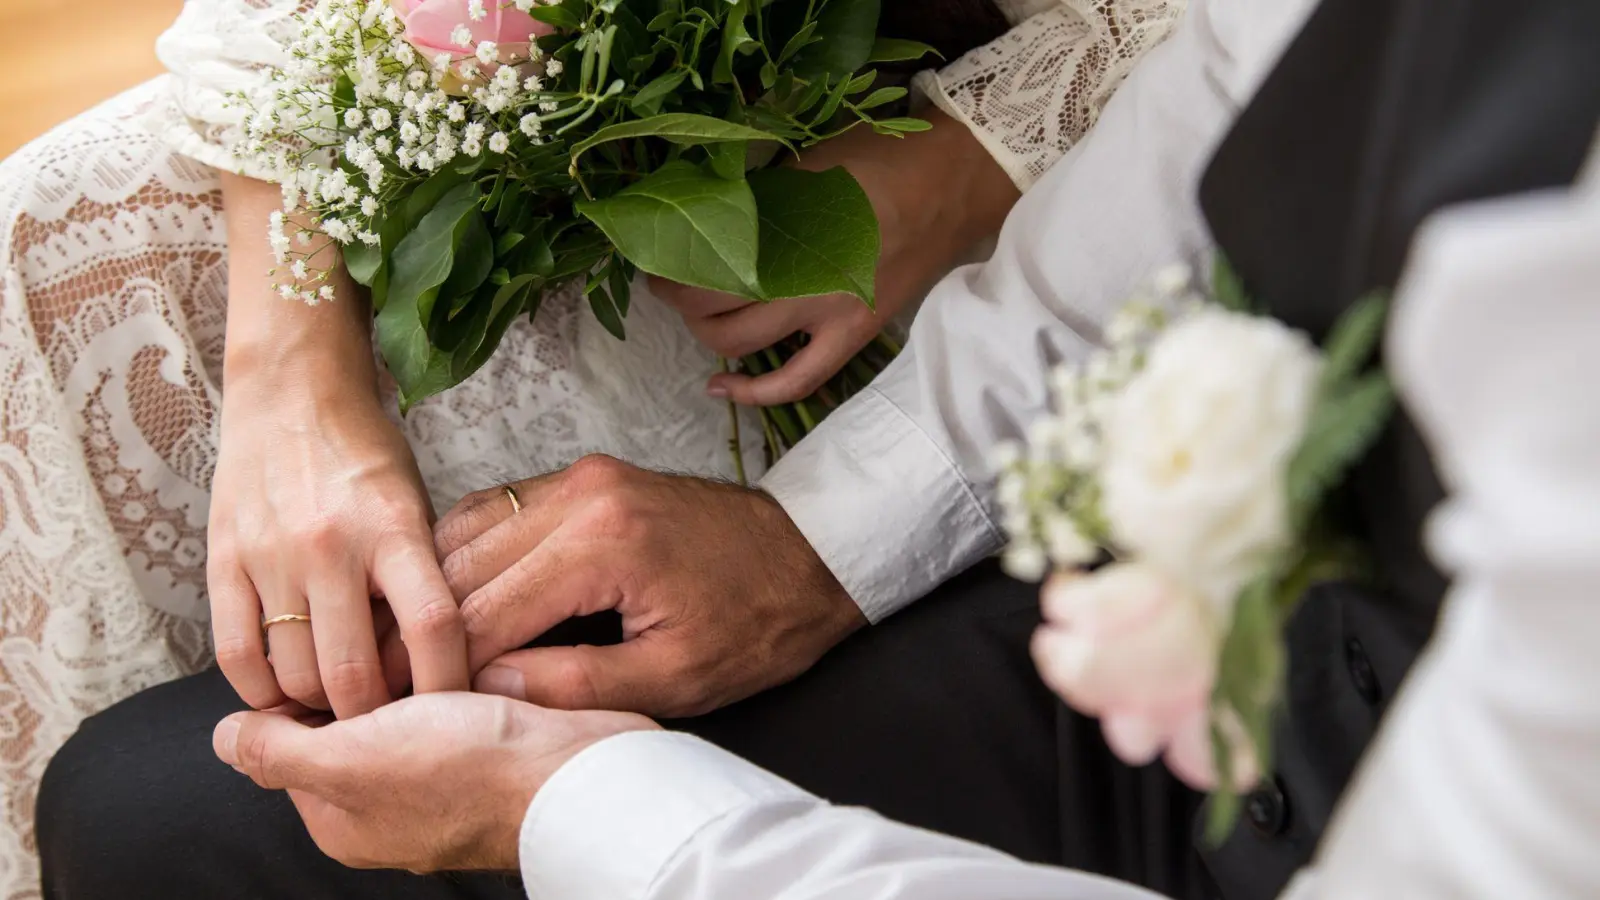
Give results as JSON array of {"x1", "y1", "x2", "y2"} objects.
[
  {"x1": 307, "y1": 562, "x2": 390, "y2": 718},
  {"x1": 259, "y1": 573, "x2": 329, "y2": 711},
  {"x1": 461, "y1": 537, "x2": 610, "y2": 672},
  {"x1": 374, "y1": 538, "x2": 469, "y2": 695},
  {"x1": 214, "y1": 711, "x2": 331, "y2": 793},
  {"x1": 708, "y1": 326, "x2": 868, "y2": 406},
  {"x1": 690, "y1": 301, "x2": 808, "y2": 359},
  {"x1": 646, "y1": 276, "x2": 749, "y2": 318},
  {"x1": 433, "y1": 473, "x2": 560, "y2": 562},
  {"x1": 440, "y1": 492, "x2": 566, "y2": 602},
  {"x1": 209, "y1": 553, "x2": 286, "y2": 710},
  {"x1": 372, "y1": 601, "x2": 413, "y2": 699},
  {"x1": 475, "y1": 634, "x2": 687, "y2": 715}
]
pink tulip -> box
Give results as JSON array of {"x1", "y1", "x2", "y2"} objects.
[
  {"x1": 392, "y1": 0, "x2": 554, "y2": 70},
  {"x1": 1030, "y1": 566, "x2": 1260, "y2": 790}
]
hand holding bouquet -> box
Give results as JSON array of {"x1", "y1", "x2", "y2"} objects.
[
  {"x1": 994, "y1": 258, "x2": 1397, "y2": 837},
  {"x1": 236, "y1": 0, "x2": 935, "y2": 438}
]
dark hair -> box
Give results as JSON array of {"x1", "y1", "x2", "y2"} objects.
[{"x1": 879, "y1": 0, "x2": 1011, "y2": 61}]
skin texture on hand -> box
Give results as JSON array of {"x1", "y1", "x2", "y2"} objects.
[
  {"x1": 212, "y1": 693, "x2": 655, "y2": 873},
  {"x1": 210, "y1": 173, "x2": 469, "y2": 719},
  {"x1": 654, "y1": 107, "x2": 1021, "y2": 406},
  {"x1": 432, "y1": 455, "x2": 867, "y2": 719}
]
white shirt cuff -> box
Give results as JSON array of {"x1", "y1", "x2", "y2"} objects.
[
  {"x1": 518, "y1": 731, "x2": 817, "y2": 900},
  {"x1": 759, "y1": 388, "x2": 1002, "y2": 623}
]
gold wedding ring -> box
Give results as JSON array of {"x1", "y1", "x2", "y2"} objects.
[
  {"x1": 262, "y1": 613, "x2": 312, "y2": 635},
  {"x1": 504, "y1": 484, "x2": 523, "y2": 515}
]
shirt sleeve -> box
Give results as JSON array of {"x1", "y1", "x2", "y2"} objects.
[
  {"x1": 1285, "y1": 173, "x2": 1600, "y2": 898},
  {"x1": 518, "y1": 730, "x2": 1164, "y2": 900},
  {"x1": 761, "y1": 0, "x2": 1318, "y2": 623},
  {"x1": 913, "y1": 0, "x2": 1188, "y2": 191}
]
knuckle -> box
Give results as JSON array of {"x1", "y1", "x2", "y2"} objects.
[
  {"x1": 405, "y1": 596, "x2": 464, "y2": 644},
  {"x1": 214, "y1": 634, "x2": 258, "y2": 671},
  {"x1": 277, "y1": 669, "x2": 330, "y2": 708},
  {"x1": 563, "y1": 454, "x2": 628, "y2": 492},
  {"x1": 286, "y1": 517, "x2": 343, "y2": 559},
  {"x1": 579, "y1": 493, "x2": 643, "y2": 542},
  {"x1": 322, "y1": 658, "x2": 384, "y2": 699},
  {"x1": 543, "y1": 658, "x2": 599, "y2": 709}
]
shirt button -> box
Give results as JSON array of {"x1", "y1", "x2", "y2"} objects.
[
  {"x1": 1346, "y1": 637, "x2": 1382, "y2": 705},
  {"x1": 1245, "y1": 779, "x2": 1289, "y2": 838}
]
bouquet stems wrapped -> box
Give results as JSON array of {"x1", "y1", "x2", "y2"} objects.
[{"x1": 237, "y1": 0, "x2": 938, "y2": 463}]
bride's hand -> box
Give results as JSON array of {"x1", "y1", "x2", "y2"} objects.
[
  {"x1": 207, "y1": 172, "x2": 469, "y2": 719},
  {"x1": 208, "y1": 368, "x2": 469, "y2": 718},
  {"x1": 654, "y1": 107, "x2": 1020, "y2": 406}
]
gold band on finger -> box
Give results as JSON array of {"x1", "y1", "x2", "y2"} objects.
[
  {"x1": 262, "y1": 613, "x2": 312, "y2": 635},
  {"x1": 504, "y1": 484, "x2": 523, "y2": 515}
]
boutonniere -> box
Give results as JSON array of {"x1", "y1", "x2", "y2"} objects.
[{"x1": 993, "y1": 256, "x2": 1396, "y2": 838}]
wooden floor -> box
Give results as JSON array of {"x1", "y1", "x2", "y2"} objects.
[{"x1": 0, "y1": 0, "x2": 185, "y2": 159}]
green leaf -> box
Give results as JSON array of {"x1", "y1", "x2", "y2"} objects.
[
  {"x1": 342, "y1": 239, "x2": 383, "y2": 287},
  {"x1": 844, "y1": 70, "x2": 877, "y2": 94},
  {"x1": 854, "y1": 86, "x2": 906, "y2": 110},
  {"x1": 749, "y1": 166, "x2": 879, "y2": 305},
  {"x1": 630, "y1": 68, "x2": 690, "y2": 116},
  {"x1": 569, "y1": 114, "x2": 783, "y2": 169},
  {"x1": 1211, "y1": 253, "x2": 1251, "y2": 313},
  {"x1": 706, "y1": 140, "x2": 748, "y2": 180},
  {"x1": 438, "y1": 211, "x2": 494, "y2": 311},
  {"x1": 1318, "y1": 294, "x2": 1389, "y2": 394},
  {"x1": 529, "y1": 4, "x2": 582, "y2": 32},
  {"x1": 375, "y1": 183, "x2": 481, "y2": 411},
  {"x1": 792, "y1": 0, "x2": 881, "y2": 80},
  {"x1": 1285, "y1": 373, "x2": 1397, "y2": 528},
  {"x1": 867, "y1": 37, "x2": 941, "y2": 63},
  {"x1": 714, "y1": 0, "x2": 757, "y2": 86},
  {"x1": 575, "y1": 160, "x2": 762, "y2": 298},
  {"x1": 778, "y1": 21, "x2": 819, "y2": 63},
  {"x1": 871, "y1": 116, "x2": 933, "y2": 134},
  {"x1": 589, "y1": 284, "x2": 627, "y2": 340}
]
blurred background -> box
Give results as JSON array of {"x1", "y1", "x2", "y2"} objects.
[{"x1": 0, "y1": 0, "x2": 185, "y2": 158}]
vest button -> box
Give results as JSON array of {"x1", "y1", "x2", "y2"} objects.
[
  {"x1": 1346, "y1": 637, "x2": 1382, "y2": 705},
  {"x1": 1245, "y1": 779, "x2": 1289, "y2": 838}
]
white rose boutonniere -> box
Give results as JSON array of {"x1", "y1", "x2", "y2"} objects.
[{"x1": 995, "y1": 257, "x2": 1396, "y2": 838}]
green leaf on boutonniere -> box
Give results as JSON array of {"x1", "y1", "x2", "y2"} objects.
[
  {"x1": 791, "y1": 0, "x2": 882, "y2": 80},
  {"x1": 1285, "y1": 372, "x2": 1396, "y2": 529},
  {"x1": 1317, "y1": 293, "x2": 1389, "y2": 394},
  {"x1": 568, "y1": 114, "x2": 784, "y2": 171},
  {"x1": 575, "y1": 160, "x2": 762, "y2": 298},
  {"x1": 749, "y1": 166, "x2": 879, "y2": 305},
  {"x1": 1211, "y1": 254, "x2": 1252, "y2": 313}
]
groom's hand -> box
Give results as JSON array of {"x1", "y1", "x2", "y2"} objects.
[
  {"x1": 432, "y1": 455, "x2": 867, "y2": 718},
  {"x1": 212, "y1": 693, "x2": 653, "y2": 872}
]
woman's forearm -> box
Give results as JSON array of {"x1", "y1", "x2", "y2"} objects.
[{"x1": 219, "y1": 172, "x2": 379, "y2": 397}]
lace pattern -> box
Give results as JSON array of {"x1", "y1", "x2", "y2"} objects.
[{"x1": 917, "y1": 0, "x2": 1187, "y2": 189}]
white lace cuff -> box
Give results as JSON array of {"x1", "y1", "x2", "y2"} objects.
[{"x1": 914, "y1": 0, "x2": 1187, "y2": 191}]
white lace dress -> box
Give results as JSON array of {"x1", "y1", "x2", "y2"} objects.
[{"x1": 0, "y1": 0, "x2": 1182, "y2": 895}]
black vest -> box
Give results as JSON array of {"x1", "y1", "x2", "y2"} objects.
[{"x1": 1194, "y1": 1, "x2": 1600, "y2": 896}]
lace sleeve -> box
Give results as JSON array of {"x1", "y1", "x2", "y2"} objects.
[
  {"x1": 147, "y1": 0, "x2": 307, "y2": 180},
  {"x1": 914, "y1": 0, "x2": 1187, "y2": 190}
]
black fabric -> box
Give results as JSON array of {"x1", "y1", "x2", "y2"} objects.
[
  {"x1": 36, "y1": 562, "x2": 1208, "y2": 900},
  {"x1": 1192, "y1": 1, "x2": 1600, "y2": 898}
]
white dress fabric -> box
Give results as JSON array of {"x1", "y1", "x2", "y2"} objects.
[{"x1": 0, "y1": 1, "x2": 1182, "y2": 896}]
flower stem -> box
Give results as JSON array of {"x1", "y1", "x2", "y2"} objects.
[{"x1": 720, "y1": 357, "x2": 748, "y2": 486}]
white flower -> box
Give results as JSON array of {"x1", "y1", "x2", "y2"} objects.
[
  {"x1": 468, "y1": 0, "x2": 487, "y2": 20},
  {"x1": 368, "y1": 107, "x2": 393, "y2": 131},
  {"x1": 343, "y1": 107, "x2": 364, "y2": 129},
  {"x1": 545, "y1": 59, "x2": 564, "y2": 77},
  {"x1": 399, "y1": 120, "x2": 421, "y2": 145},
  {"x1": 522, "y1": 75, "x2": 544, "y2": 92},
  {"x1": 447, "y1": 101, "x2": 466, "y2": 122},
  {"x1": 451, "y1": 24, "x2": 474, "y2": 47},
  {"x1": 1042, "y1": 514, "x2": 1096, "y2": 567},
  {"x1": 290, "y1": 259, "x2": 309, "y2": 280},
  {"x1": 408, "y1": 70, "x2": 430, "y2": 91},
  {"x1": 461, "y1": 138, "x2": 482, "y2": 157},
  {"x1": 488, "y1": 132, "x2": 509, "y2": 154},
  {"x1": 1002, "y1": 542, "x2": 1049, "y2": 582},
  {"x1": 1100, "y1": 309, "x2": 1321, "y2": 604},
  {"x1": 476, "y1": 41, "x2": 499, "y2": 65},
  {"x1": 518, "y1": 113, "x2": 543, "y2": 138},
  {"x1": 318, "y1": 284, "x2": 337, "y2": 302},
  {"x1": 360, "y1": 196, "x2": 379, "y2": 217}
]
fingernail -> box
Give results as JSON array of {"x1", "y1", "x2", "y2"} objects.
[
  {"x1": 213, "y1": 717, "x2": 242, "y2": 766},
  {"x1": 476, "y1": 667, "x2": 526, "y2": 701},
  {"x1": 706, "y1": 384, "x2": 729, "y2": 399}
]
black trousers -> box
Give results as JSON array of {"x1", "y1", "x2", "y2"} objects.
[{"x1": 36, "y1": 562, "x2": 1209, "y2": 899}]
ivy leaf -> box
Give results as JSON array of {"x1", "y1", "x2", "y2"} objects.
[
  {"x1": 575, "y1": 160, "x2": 762, "y2": 298},
  {"x1": 792, "y1": 0, "x2": 881, "y2": 80},
  {"x1": 706, "y1": 140, "x2": 748, "y2": 180},
  {"x1": 867, "y1": 37, "x2": 941, "y2": 63},
  {"x1": 439, "y1": 211, "x2": 494, "y2": 316},
  {"x1": 529, "y1": 4, "x2": 582, "y2": 31},
  {"x1": 1285, "y1": 373, "x2": 1397, "y2": 529},
  {"x1": 749, "y1": 167, "x2": 879, "y2": 305},
  {"x1": 342, "y1": 238, "x2": 383, "y2": 287},
  {"x1": 569, "y1": 113, "x2": 783, "y2": 170},
  {"x1": 1317, "y1": 293, "x2": 1389, "y2": 395}
]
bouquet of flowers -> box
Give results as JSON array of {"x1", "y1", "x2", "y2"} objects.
[
  {"x1": 235, "y1": 0, "x2": 935, "y2": 457},
  {"x1": 993, "y1": 258, "x2": 1396, "y2": 837}
]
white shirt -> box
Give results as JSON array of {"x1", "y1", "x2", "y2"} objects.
[
  {"x1": 761, "y1": 0, "x2": 1314, "y2": 621},
  {"x1": 513, "y1": 131, "x2": 1600, "y2": 900}
]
